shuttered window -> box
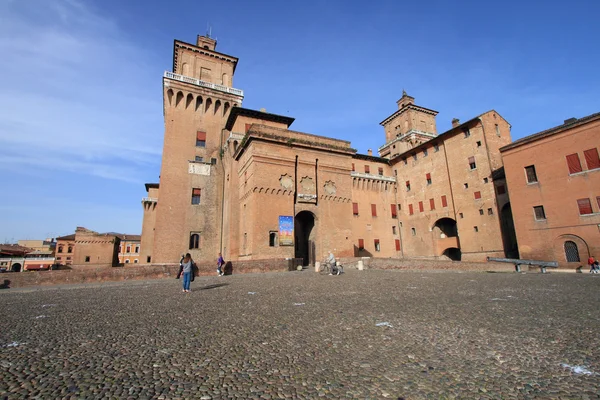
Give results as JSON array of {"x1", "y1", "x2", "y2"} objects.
[
  {"x1": 191, "y1": 188, "x2": 201, "y2": 204},
  {"x1": 395, "y1": 239, "x2": 401, "y2": 251},
  {"x1": 374, "y1": 239, "x2": 380, "y2": 252},
  {"x1": 390, "y1": 204, "x2": 397, "y2": 218},
  {"x1": 245, "y1": 123, "x2": 252, "y2": 133},
  {"x1": 441, "y1": 195, "x2": 448, "y2": 207},
  {"x1": 429, "y1": 198, "x2": 435, "y2": 210},
  {"x1": 584, "y1": 148, "x2": 600, "y2": 170},
  {"x1": 196, "y1": 131, "x2": 206, "y2": 147},
  {"x1": 365, "y1": 165, "x2": 370, "y2": 173},
  {"x1": 406, "y1": 180, "x2": 411, "y2": 191},
  {"x1": 577, "y1": 198, "x2": 593, "y2": 215},
  {"x1": 352, "y1": 202, "x2": 359, "y2": 216},
  {"x1": 358, "y1": 239, "x2": 364, "y2": 249},
  {"x1": 426, "y1": 173, "x2": 432, "y2": 185},
  {"x1": 566, "y1": 153, "x2": 582, "y2": 174},
  {"x1": 409, "y1": 204, "x2": 414, "y2": 215},
  {"x1": 419, "y1": 201, "x2": 424, "y2": 212},
  {"x1": 371, "y1": 204, "x2": 377, "y2": 217},
  {"x1": 378, "y1": 167, "x2": 384, "y2": 176},
  {"x1": 474, "y1": 191, "x2": 482, "y2": 199},
  {"x1": 351, "y1": 163, "x2": 355, "y2": 171}
]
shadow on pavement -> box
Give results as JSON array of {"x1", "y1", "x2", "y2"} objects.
[{"x1": 199, "y1": 283, "x2": 229, "y2": 290}]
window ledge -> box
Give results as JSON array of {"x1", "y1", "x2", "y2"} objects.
[
  {"x1": 526, "y1": 181, "x2": 539, "y2": 186},
  {"x1": 580, "y1": 212, "x2": 600, "y2": 217},
  {"x1": 534, "y1": 218, "x2": 547, "y2": 222},
  {"x1": 569, "y1": 167, "x2": 600, "y2": 177}
]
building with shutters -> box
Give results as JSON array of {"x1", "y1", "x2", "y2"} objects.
[
  {"x1": 140, "y1": 34, "x2": 518, "y2": 266},
  {"x1": 500, "y1": 112, "x2": 600, "y2": 267}
]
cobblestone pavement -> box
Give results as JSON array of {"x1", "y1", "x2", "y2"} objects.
[{"x1": 1, "y1": 270, "x2": 600, "y2": 399}]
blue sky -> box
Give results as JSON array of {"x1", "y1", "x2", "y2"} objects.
[{"x1": 1, "y1": 0, "x2": 599, "y2": 241}]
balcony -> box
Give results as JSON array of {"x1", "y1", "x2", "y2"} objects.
[
  {"x1": 351, "y1": 171, "x2": 396, "y2": 183},
  {"x1": 164, "y1": 72, "x2": 244, "y2": 98}
]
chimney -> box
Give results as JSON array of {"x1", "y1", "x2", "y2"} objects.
[
  {"x1": 367, "y1": 149, "x2": 372, "y2": 156},
  {"x1": 564, "y1": 117, "x2": 577, "y2": 125},
  {"x1": 452, "y1": 118, "x2": 460, "y2": 128}
]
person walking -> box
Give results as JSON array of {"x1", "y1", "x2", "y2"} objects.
[
  {"x1": 589, "y1": 255, "x2": 597, "y2": 274},
  {"x1": 181, "y1": 253, "x2": 193, "y2": 292},
  {"x1": 176, "y1": 254, "x2": 184, "y2": 279},
  {"x1": 217, "y1": 252, "x2": 225, "y2": 276}
]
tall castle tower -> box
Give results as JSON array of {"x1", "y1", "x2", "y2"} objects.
[
  {"x1": 148, "y1": 35, "x2": 244, "y2": 263},
  {"x1": 378, "y1": 91, "x2": 439, "y2": 158}
]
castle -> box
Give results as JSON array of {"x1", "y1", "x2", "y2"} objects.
[{"x1": 140, "y1": 35, "x2": 518, "y2": 266}]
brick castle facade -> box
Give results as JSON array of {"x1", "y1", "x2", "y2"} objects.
[{"x1": 140, "y1": 35, "x2": 519, "y2": 266}]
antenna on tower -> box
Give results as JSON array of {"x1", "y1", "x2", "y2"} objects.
[{"x1": 206, "y1": 22, "x2": 211, "y2": 38}]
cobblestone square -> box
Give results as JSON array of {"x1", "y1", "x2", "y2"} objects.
[{"x1": 1, "y1": 270, "x2": 599, "y2": 399}]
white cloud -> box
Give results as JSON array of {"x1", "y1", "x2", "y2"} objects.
[{"x1": 0, "y1": 0, "x2": 163, "y2": 182}]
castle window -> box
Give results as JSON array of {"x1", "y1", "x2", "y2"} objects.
[
  {"x1": 477, "y1": 141, "x2": 482, "y2": 147},
  {"x1": 378, "y1": 167, "x2": 383, "y2": 176},
  {"x1": 189, "y1": 233, "x2": 200, "y2": 249},
  {"x1": 464, "y1": 128, "x2": 471, "y2": 138},
  {"x1": 374, "y1": 239, "x2": 380, "y2": 252},
  {"x1": 426, "y1": 173, "x2": 432, "y2": 185},
  {"x1": 196, "y1": 131, "x2": 206, "y2": 147},
  {"x1": 195, "y1": 156, "x2": 203, "y2": 162},
  {"x1": 488, "y1": 208, "x2": 493, "y2": 215},
  {"x1": 371, "y1": 204, "x2": 377, "y2": 217},
  {"x1": 429, "y1": 198, "x2": 435, "y2": 210},
  {"x1": 392, "y1": 226, "x2": 397, "y2": 234},
  {"x1": 406, "y1": 181, "x2": 411, "y2": 191},
  {"x1": 525, "y1": 165, "x2": 538, "y2": 183},
  {"x1": 58, "y1": 245, "x2": 63, "y2": 253},
  {"x1": 135, "y1": 245, "x2": 140, "y2": 253},
  {"x1": 412, "y1": 153, "x2": 417, "y2": 161},
  {"x1": 434, "y1": 144, "x2": 439, "y2": 152},
  {"x1": 441, "y1": 195, "x2": 448, "y2": 207},
  {"x1": 391, "y1": 204, "x2": 397, "y2": 218},
  {"x1": 352, "y1": 202, "x2": 359, "y2": 216},
  {"x1": 423, "y1": 148, "x2": 428, "y2": 157},
  {"x1": 126, "y1": 245, "x2": 131, "y2": 253},
  {"x1": 479, "y1": 209, "x2": 484, "y2": 215},
  {"x1": 474, "y1": 226, "x2": 479, "y2": 232},
  {"x1": 85, "y1": 256, "x2": 90, "y2": 262},
  {"x1": 411, "y1": 228, "x2": 416, "y2": 236},
  {"x1": 403, "y1": 157, "x2": 407, "y2": 165},
  {"x1": 483, "y1": 177, "x2": 489, "y2": 183},
  {"x1": 419, "y1": 201, "x2": 424, "y2": 212},
  {"x1": 395, "y1": 239, "x2": 401, "y2": 251},
  {"x1": 364, "y1": 165, "x2": 370, "y2": 174},
  {"x1": 474, "y1": 191, "x2": 482, "y2": 200},
  {"x1": 468, "y1": 156, "x2": 477, "y2": 170},
  {"x1": 68, "y1": 246, "x2": 72, "y2": 253},
  {"x1": 147, "y1": 256, "x2": 151, "y2": 263},
  {"x1": 408, "y1": 204, "x2": 414, "y2": 215},
  {"x1": 495, "y1": 124, "x2": 500, "y2": 136},
  {"x1": 358, "y1": 239, "x2": 364, "y2": 250}
]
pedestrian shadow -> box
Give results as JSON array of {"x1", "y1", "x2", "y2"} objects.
[
  {"x1": 199, "y1": 283, "x2": 229, "y2": 290},
  {"x1": 0, "y1": 279, "x2": 10, "y2": 289}
]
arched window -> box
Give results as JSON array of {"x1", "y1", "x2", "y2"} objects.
[
  {"x1": 67, "y1": 246, "x2": 72, "y2": 253},
  {"x1": 189, "y1": 233, "x2": 200, "y2": 249},
  {"x1": 564, "y1": 241, "x2": 580, "y2": 262},
  {"x1": 58, "y1": 245, "x2": 63, "y2": 253}
]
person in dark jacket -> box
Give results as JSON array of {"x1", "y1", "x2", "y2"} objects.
[{"x1": 176, "y1": 255, "x2": 184, "y2": 279}]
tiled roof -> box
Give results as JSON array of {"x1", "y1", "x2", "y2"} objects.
[
  {"x1": 0, "y1": 244, "x2": 34, "y2": 256},
  {"x1": 500, "y1": 111, "x2": 600, "y2": 152}
]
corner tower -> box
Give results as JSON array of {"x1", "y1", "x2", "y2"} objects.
[
  {"x1": 151, "y1": 35, "x2": 244, "y2": 263},
  {"x1": 378, "y1": 91, "x2": 439, "y2": 159}
]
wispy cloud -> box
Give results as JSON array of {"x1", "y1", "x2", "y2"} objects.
[{"x1": 0, "y1": 0, "x2": 162, "y2": 182}]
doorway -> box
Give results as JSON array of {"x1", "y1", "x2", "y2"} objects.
[{"x1": 295, "y1": 211, "x2": 315, "y2": 267}]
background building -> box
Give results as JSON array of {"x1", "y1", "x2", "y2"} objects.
[
  {"x1": 501, "y1": 113, "x2": 600, "y2": 267},
  {"x1": 117, "y1": 234, "x2": 141, "y2": 264}
]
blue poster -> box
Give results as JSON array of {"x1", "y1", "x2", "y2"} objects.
[{"x1": 278, "y1": 216, "x2": 294, "y2": 246}]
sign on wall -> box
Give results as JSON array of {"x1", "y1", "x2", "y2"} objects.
[{"x1": 278, "y1": 216, "x2": 294, "y2": 246}]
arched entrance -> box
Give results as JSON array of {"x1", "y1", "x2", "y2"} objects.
[
  {"x1": 11, "y1": 263, "x2": 21, "y2": 272},
  {"x1": 433, "y1": 218, "x2": 458, "y2": 237},
  {"x1": 442, "y1": 248, "x2": 461, "y2": 261},
  {"x1": 500, "y1": 203, "x2": 519, "y2": 258},
  {"x1": 295, "y1": 211, "x2": 315, "y2": 267}
]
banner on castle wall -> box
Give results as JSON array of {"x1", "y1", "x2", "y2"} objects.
[{"x1": 278, "y1": 216, "x2": 294, "y2": 246}]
